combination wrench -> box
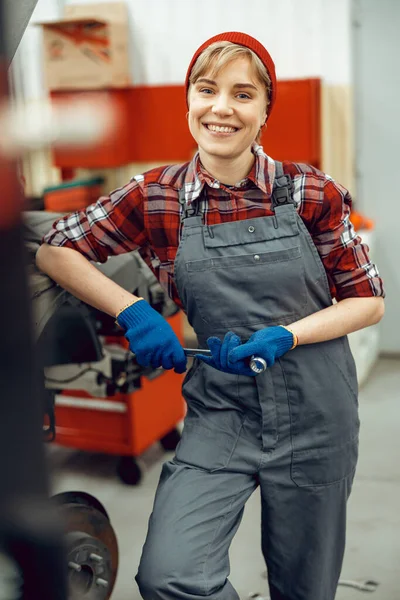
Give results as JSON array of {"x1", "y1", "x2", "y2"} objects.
[
  {"x1": 183, "y1": 348, "x2": 267, "y2": 374},
  {"x1": 338, "y1": 579, "x2": 379, "y2": 592}
]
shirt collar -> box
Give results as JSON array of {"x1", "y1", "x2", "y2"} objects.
[
  {"x1": 182, "y1": 143, "x2": 275, "y2": 205},
  {"x1": 248, "y1": 143, "x2": 276, "y2": 196}
]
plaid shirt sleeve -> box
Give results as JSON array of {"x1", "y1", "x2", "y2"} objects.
[
  {"x1": 312, "y1": 176, "x2": 385, "y2": 300},
  {"x1": 41, "y1": 176, "x2": 148, "y2": 263}
]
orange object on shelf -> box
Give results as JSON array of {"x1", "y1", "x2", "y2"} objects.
[
  {"x1": 351, "y1": 211, "x2": 375, "y2": 231},
  {"x1": 50, "y1": 78, "x2": 322, "y2": 168},
  {"x1": 43, "y1": 177, "x2": 104, "y2": 211},
  {"x1": 53, "y1": 311, "x2": 186, "y2": 457}
]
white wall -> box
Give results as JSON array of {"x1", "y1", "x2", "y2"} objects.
[
  {"x1": 352, "y1": 0, "x2": 400, "y2": 353},
  {"x1": 13, "y1": 0, "x2": 352, "y2": 99}
]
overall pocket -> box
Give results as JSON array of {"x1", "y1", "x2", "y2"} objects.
[
  {"x1": 186, "y1": 246, "x2": 307, "y2": 329},
  {"x1": 177, "y1": 362, "x2": 246, "y2": 471},
  {"x1": 291, "y1": 434, "x2": 359, "y2": 487},
  {"x1": 284, "y1": 337, "x2": 360, "y2": 487},
  {"x1": 175, "y1": 411, "x2": 247, "y2": 472}
]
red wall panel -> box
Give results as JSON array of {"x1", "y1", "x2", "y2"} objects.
[{"x1": 51, "y1": 78, "x2": 321, "y2": 169}]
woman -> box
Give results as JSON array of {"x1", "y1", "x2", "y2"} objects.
[{"x1": 37, "y1": 32, "x2": 385, "y2": 600}]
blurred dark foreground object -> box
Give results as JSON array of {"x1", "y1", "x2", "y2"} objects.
[
  {"x1": 0, "y1": 1, "x2": 66, "y2": 597},
  {"x1": 0, "y1": 85, "x2": 68, "y2": 600},
  {"x1": 0, "y1": 2, "x2": 123, "y2": 596}
]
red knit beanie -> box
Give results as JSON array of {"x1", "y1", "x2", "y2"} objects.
[{"x1": 185, "y1": 31, "x2": 277, "y2": 118}]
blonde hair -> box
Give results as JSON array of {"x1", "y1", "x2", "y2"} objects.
[
  {"x1": 188, "y1": 41, "x2": 271, "y2": 111},
  {"x1": 188, "y1": 41, "x2": 271, "y2": 141}
]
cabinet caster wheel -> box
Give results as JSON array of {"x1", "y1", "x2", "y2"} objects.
[
  {"x1": 116, "y1": 456, "x2": 142, "y2": 485},
  {"x1": 160, "y1": 427, "x2": 181, "y2": 451}
]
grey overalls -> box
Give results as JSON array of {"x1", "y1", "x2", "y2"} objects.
[{"x1": 136, "y1": 161, "x2": 360, "y2": 600}]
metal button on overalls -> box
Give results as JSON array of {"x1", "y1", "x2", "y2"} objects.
[{"x1": 136, "y1": 161, "x2": 359, "y2": 600}]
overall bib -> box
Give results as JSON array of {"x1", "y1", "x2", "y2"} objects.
[{"x1": 136, "y1": 162, "x2": 360, "y2": 600}]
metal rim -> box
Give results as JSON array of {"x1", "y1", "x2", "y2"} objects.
[
  {"x1": 52, "y1": 491, "x2": 110, "y2": 521},
  {"x1": 57, "y1": 503, "x2": 119, "y2": 598}
]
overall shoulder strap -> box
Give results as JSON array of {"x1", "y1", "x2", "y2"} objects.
[{"x1": 271, "y1": 160, "x2": 294, "y2": 209}]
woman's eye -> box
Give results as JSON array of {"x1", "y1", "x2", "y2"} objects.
[
  {"x1": 237, "y1": 93, "x2": 251, "y2": 100},
  {"x1": 199, "y1": 88, "x2": 214, "y2": 94}
]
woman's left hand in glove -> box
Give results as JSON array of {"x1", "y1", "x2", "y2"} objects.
[
  {"x1": 228, "y1": 326, "x2": 295, "y2": 368},
  {"x1": 197, "y1": 331, "x2": 257, "y2": 376}
]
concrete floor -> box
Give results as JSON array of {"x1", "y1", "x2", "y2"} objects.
[{"x1": 48, "y1": 357, "x2": 400, "y2": 600}]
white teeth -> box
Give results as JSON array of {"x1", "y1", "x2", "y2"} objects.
[{"x1": 206, "y1": 124, "x2": 237, "y2": 133}]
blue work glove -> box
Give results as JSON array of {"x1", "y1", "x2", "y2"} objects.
[
  {"x1": 197, "y1": 331, "x2": 256, "y2": 377},
  {"x1": 116, "y1": 300, "x2": 187, "y2": 373},
  {"x1": 228, "y1": 326, "x2": 294, "y2": 368}
]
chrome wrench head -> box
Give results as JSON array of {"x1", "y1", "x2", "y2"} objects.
[
  {"x1": 249, "y1": 356, "x2": 267, "y2": 374},
  {"x1": 183, "y1": 349, "x2": 267, "y2": 374}
]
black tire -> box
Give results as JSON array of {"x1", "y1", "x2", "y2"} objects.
[
  {"x1": 160, "y1": 427, "x2": 181, "y2": 451},
  {"x1": 116, "y1": 456, "x2": 142, "y2": 485}
]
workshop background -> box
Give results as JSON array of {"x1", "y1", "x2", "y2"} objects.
[{"x1": 2, "y1": 0, "x2": 399, "y2": 599}]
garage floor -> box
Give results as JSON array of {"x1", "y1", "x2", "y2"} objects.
[{"x1": 48, "y1": 357, "x2": 400, "y2": 600}]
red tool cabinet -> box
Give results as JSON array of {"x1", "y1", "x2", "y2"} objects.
[{"x1": 53, "y1": 311, "x2": 185, "y2": 484}]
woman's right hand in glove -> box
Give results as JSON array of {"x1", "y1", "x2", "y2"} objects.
[{"x1": 116, "y1": 299, "x2": 187, "y2": 373}]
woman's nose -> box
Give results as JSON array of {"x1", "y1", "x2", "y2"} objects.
[{"x1": 211, "y1": 94, "x2": 233, "y2": 116}]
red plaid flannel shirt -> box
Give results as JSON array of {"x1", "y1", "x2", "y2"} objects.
[{"x1": 42, "y1": 144, "x2": 385, "y2": 309}]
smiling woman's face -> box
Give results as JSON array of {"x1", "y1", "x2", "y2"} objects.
[{"x1": 187, "y1": 56, "x2": 268, "y2": 163}]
